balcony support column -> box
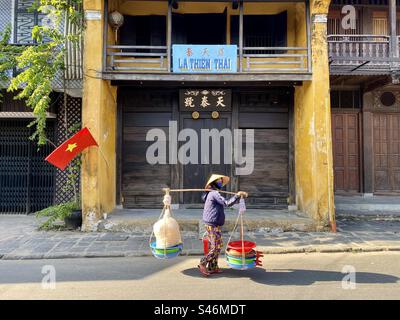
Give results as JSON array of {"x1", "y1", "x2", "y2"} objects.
[
  {"x1": 306, "y1": 0, "x2": 312, "y2": 72},
  {"x1": 167, "y1": 0, "x2": 172, "y2": 72},
  {"x1": 389, "y1": 0, "x2": 398, "y2": 59},
  {"x1": 239, "y1": 0, "x2": 244, "y2": 72}
]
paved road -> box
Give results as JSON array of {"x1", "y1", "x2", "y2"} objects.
[{"x1": 0, "y1": 252, "x2": 399, "y2": 300}]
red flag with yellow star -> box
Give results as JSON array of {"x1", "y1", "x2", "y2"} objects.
[{"x1": 45, "y1": 127, "x2": 98, "y2": 170}]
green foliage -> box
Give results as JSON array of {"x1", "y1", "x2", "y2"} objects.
[
  {"x1": 0, "y1": 0, "x2": 84, "y2": 146},
  {"x1": 0, "y1": 25, "x2": 25, "y2": 101},
  {"x1": 35, "y1": 201, "x2": 79, "y2": 230}
]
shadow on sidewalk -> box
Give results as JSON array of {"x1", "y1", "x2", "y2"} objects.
[{"x1": 181, "y1": 267, "x2": 399, "y2": 286}]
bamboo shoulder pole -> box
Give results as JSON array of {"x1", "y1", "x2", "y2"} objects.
[{"x1": 162, "y1": 188, "x2": 249, "y2": 197}]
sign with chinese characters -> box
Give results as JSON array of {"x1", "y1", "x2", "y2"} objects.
[
  {"x1": 173, "y1": 45, "x2": 237, "y2": 73},
  {"x1": 179, "y1": 89, "x2": 232, "y2": 111}
]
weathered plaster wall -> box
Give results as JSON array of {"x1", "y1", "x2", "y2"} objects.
[
  {"x1": 81, "y1": 0, "x2": 117, "y2": 231},
  {"x1": 294, "y1": 0, "x2": 335, "y2": 228}
]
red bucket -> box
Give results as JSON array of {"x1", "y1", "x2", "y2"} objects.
[{"x1": 227, "y1": 240, "x2": 256, "y2": 253}]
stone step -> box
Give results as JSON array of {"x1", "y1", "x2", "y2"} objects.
[
  {"x1": 334, "y1": 195, "x2": 400, "y2": 220},
  {"x1": 97, "y1": 208, "x2": 320, "y2": 233},
  {"x1": 336, "y1": 212, "x2": 400, "y2": 221},
  {"x1": 336, "y1": 204, "x2": 400, "y2": 214}
]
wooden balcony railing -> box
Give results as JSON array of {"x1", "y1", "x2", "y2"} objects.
[
  {"x1": 242, "y1": 47, "x2": 309, "y2": 72},
  {"x1": 327, "y1": 34, "x2": 400, "y2": 73},
  {"x1": 106, "y1": 45, "x2": 169, "y2": 72},
  {"x1": 105, "y1": 45, "x2": 310, "y2": 74},
  {"x1": 328, "y1": 35, "x2": 390, "y2": 60}
]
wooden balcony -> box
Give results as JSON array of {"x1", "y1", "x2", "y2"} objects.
[
  {"x1": 101, "y1": 0, "x2": 312, "y2": 84},
  {"x1": 105, "y1": 45, "x2": 311, "y2": 77},
  {"x1": 328, "y1": 35, "x2": 400, "y2": 75}
]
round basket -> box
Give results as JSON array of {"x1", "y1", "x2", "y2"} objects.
[
  {"x1": 150, "y1": 242, "x2": 183, "y2": 259},
  {"x1": 226, "y1": 241, "x2": 257, "y2": 270}
]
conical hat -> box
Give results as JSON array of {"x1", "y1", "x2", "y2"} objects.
[{"x1": 205, "y1": 174, "x2": 230, "y2": 189}]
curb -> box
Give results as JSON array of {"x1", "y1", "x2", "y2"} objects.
[{"x1": 1, "y1": 246, "x2": 400, "y2": 260}]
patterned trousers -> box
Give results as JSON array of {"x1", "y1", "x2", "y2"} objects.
[{"x1": 200, "y1": 225, "x2": 223, "y2": 271}]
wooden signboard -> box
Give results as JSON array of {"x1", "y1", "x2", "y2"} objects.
[{"x1": 179, "y1": 89, "x2": 232, "y2": 111}]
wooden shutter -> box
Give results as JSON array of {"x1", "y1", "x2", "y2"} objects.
[
  {"x1": 172, "y1": 13, "x2": 187, "y2": 44},
  {"x1": 372, "y1": 11, "x2": 388, "y2": 35},
  {"x1": 274, "y1": 11, "x2": 287, "y2": 47}
]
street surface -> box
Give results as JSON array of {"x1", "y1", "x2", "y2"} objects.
[{"x1": 0, "y1": 252, "x2": 399, "y2": 300}]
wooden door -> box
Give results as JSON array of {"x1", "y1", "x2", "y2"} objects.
[
  {"x1": 373, "y1": 113, "x2": 400, "y2": 193},
  {"x1": 180, "y1": 115, "x2": 231, "y2": 204},
  {"x1": 236, "y1": 90, "x2": 290, "y2": 208},
  {"x1": 120, "y1": 89, "x2": 175, "y2": 208},
  {"x1": 332, "y1": 112, "x2": 361, "y2": 193}
]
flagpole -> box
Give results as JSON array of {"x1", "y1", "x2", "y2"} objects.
[{"x1": 46, "y1": 138, "x2": 57, "y2": 148}]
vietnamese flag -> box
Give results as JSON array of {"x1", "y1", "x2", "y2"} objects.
[{"x1": 45, "y1": 127, "x2": 98, "y2": 170}]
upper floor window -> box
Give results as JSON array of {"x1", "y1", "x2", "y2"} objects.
[
  {"x1": 372, "y1": 11, "x2": 388, "y2": 35},
  {"x1": 172, "y1": 12, "x2": 227, "y2": 45},
  {"x1": 119, "y1": 15, "x2": 166, "y2": 48},
  {"x1": 330, "y1": 90, "x2": 361, "y2": 109},
  {"x1": 14, "y1": 0, "x2": 44, "y2": 44},
  {"x1": 328, "y1": 8, "x2": 363, "y2": 35},
  {"x1": 328, "y1": 6, "x2": 400, "y2": 36},
  {"x1": 231, "y1": 12, "x2": 287, "y2": 53}
]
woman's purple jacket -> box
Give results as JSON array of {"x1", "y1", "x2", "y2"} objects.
[{"x1": 202, "y1": 190, "x2": 240, "y2": 227}]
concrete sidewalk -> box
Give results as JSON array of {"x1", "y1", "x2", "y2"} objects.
[{"x1": 0, "y1": 215, "x2": 400, "y2": 260}]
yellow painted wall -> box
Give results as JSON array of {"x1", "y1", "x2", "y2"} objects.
[
  {"x1": 82, "y1": 0, "x2": 117, "y2": 231},
  {"x1": 294, "y1": 0, "x2": 335, "y2": 228},
  {"x1": 81, "y1": 0, "x2": 334, "y2": 229}
]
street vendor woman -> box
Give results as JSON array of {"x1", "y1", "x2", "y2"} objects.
[{"x1": 198, "y1": 174, "x2": 247, "y2": 276}]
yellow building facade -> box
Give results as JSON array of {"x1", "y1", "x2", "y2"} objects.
[{"x1": 81, "y1": 0, "x2": 334, "y2": 231}]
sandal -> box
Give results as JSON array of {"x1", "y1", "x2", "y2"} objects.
[{"x1": 198, "y1": 264, "x2": 210, "y2": 277}]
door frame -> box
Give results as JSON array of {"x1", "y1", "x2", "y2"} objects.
[
  {"x1": 178, "y1": 112, "x2": 233, "y2": 207},
  {"x1": 331, "y1": 108, "x2": 363, "y2": 195}
]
